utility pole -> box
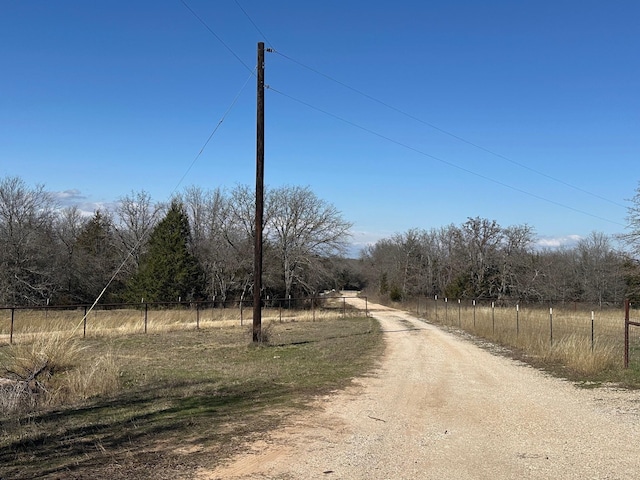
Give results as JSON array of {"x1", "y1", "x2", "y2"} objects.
[{"x1": 253, "y1": 41, "x2": 265, "y2": 342}]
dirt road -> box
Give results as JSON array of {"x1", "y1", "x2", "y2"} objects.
[{"x1": 202, "y1": 299, "x2": 640, "y2": 479}]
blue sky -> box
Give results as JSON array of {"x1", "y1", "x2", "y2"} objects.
[{"x1": 2, "y1": 1, "x2": 638, "y2": 253}]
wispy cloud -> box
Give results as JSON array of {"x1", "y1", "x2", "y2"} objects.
[
  {"x1": 51, "y1": 189, "x2": 87, "y2": 205},
  {"x1": 535, "y1": 234, "x2": 583, "y2": 249},
  {"x1": 49, "y1": 189, "x2": 116, "y2": 216}
]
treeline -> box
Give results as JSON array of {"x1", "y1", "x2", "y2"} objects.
[
  {"x1": 360, "y1": 217, "x2": 640, "y2": 306},
  {"x1": 0, "y1": 176, "x2": 353, "y2": 306}
]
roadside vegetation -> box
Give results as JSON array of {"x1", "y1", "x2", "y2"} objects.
[
  {"x1": 386, "y1": 296, "x2": 640, "y2": 387},
  {"x1": 0, "y1": 314, "x2": 382, "y2": 479}
]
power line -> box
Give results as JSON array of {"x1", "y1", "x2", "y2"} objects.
[
  {"x1": 169, "y1": 68, "x2": 255, "y2": 195},
  {"x1": 267, "y1": 85, "x2": 626, "y2": 228},
  {"x1": 79, "y1": 68, "x2": 255, "y2": 327},
  {"x1": 182, "y1": 2, "x2": 627, "y2": 222},
  {"x1": 233, "y1": 0, "x2": 275, "y2": 50},
  {"x1": 272, "y1": 50, "x2": 627, "y2": 211},
  {"x1": 180, "y1": 0, "x2": 254, "y2": 75}
]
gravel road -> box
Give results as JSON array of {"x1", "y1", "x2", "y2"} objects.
[{"x1": 202, "y1": 299, "x2": 640, "y2": 480}]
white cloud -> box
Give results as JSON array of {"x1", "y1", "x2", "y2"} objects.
[
  {"x1": 535, "y1": 234, "x2": 583, "y2": 249},
  {"x1": 49, "y1": 189, "x2": 117, "y2": 216},
  {"x1": 50, "y1": 189, "x2": 87, "y2": 205}
]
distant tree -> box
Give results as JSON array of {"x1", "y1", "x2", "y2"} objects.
[
  {"x1": 622, "y1": 181, "x2": 640, "y2": 259},
  {"x1": 460, "y1": 217, "x2": 503, "y2": 298},
  {"x1": 181, "y1": 185, "x2": 254, "y2": 305},
  {"x1": 73, "y1": 210, "x2": 122, "y2": 303},
  {"x1": 0, "y1": 176, "x2": 58, "y2": 305},
  {"x1": 113, "y1": 189, "x2": 162, "y2": 275},
  {"x1": 575, "y1": 232, "x2": 625, "y2": 306},
  {"x1": 267, "y1": 186, "x2": 352, "y2": 298},
  {"x1": 125, "y1": 200, "x2": 204, "y2": 303},
  {"x1": 50, "y1": 206, "x2": 84, "y2": 303},
  {"x1": 497, "y1": 224, "x2": 536, "y2": 299}
]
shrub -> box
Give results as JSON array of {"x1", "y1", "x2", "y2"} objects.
[{"x1": 389, "y1": 285, "x2": 403, "y2": 302}]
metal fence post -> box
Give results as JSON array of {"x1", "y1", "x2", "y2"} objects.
[
  {"x1": 144, "y1": 302, "x2": 148, "y2": 334},
  {"x1": 445, "y1": 297, "x2": 448, "y2": 324},
  {"x1": 492, "y1": 301, "x2": 495, "y2": 334},
  {"x1": 473, "y1": 300, "x2": 476, "y2": 328},
  {"x1": 591, "y1": 311, "x2": 594, "y2": 353},
  {"x1": 10, "y1": 307, "x2": 14, "y2": 344},
  {"x1": 83, "y1": 305, "x2": 87, "y2": 338},
  {"x1": 624, "y1": 299, "x2": 630, "y2": 369},
  {"x1": 549, "y1": 307, "x2": 553, "y2": 346}
]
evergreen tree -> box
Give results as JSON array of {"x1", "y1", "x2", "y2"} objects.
[
  {"x1": 73, "y1": 210, "x2": 120, "y2": 303},
  {"x1": 126, "y1": 200, "x2": 204, "y2": 303}
]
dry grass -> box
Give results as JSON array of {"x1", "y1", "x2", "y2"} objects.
[
  {"x1": 0, "y1": 331, "x2": 121, "y2": 414},
  {"x1": 0, "y1": 316, "x2": 382, "y2": 479},
  {"x1": 415, "y1": 301, "x2": 631, "y2": 379},
  {"x1": 0, "y1": 302, "x2": 363, "y2": 415},
  {"x1": 0, "y1": 303, "x2": 361, "y2": 343}
]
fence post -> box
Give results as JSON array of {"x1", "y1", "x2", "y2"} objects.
[
  {"x1": 516, "y1": 304, "x2": 519, "y2": 337},
  {"x1": 473, "y1": 300, "x2": 476, "y2": 328},
  {"x1": 435, "y1": 295, "x2": 438, "y2": 321},
  {"x1": 445, "y1": 298, "x2": 448, "y2": 324},
  {"x1": 492, "y1": 301, "x2": 495, "y2": 334},
  {"x1": 312, "y1": 297, "x2": 316, "y2": 322},
  {"x1": 83, "y1": 305, "x2": 87, "y2": 338},
  {"x1": 10, "y1": 307, "x2": 14, "y2": 344},
  {"x1": 343, "y1": 297, "x2": 346, "y2": 318},
  {"x1": 549, "y1": 307, "x2": 553, "y2": 346},
  {"x1": 624, "y1": 299, "x2": 630, "y2": 369},
  {"x1": 458, "y1": 299, "x2": 461, "y2": 327},
  {"x1": 196, "y1": 302, "x2": 200, "y2": 330},
  {"x1": 144, "y1": 303, "x2": 148, "y2": 334},
  {"x1": 240, "y1": 300, "x2": 243, "y2": 326},
  {"x1": 365, "y1": 297, "x2": 368, "y2": 317},
  {"x1": 591, "y1": 311, "x2": 594, "y2": 353}
]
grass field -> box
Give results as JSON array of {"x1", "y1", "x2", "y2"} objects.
[
  {"x1": 0, "y1": 314, "x2": 383, "y2": 479},
  {"x1": 0, "y1": 297, "x2": 365, "y2": 342}
]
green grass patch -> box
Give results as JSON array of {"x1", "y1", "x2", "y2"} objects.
[{"x1": 0, "y1": 317, "x2": 383, "y2": 479}]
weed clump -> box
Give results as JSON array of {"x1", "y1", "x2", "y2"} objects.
[{"x1": 0, "y1": 332, "x2": 120, "y2": 414}]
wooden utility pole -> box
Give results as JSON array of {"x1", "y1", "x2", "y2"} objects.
[{"x1": 253, "y1": 42, "x2": 265, "y2": 342}]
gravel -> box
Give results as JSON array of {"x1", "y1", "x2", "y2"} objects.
[{"x1": 201, "y1": 300, "x2": 640, "y2": 480}]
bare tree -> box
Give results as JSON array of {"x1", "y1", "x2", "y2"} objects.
[
  {"x1": 113, "y1": 190, "x2": 162, "y2": 274},
  {"x1": 53, "y1": 206, "x2": 86, "y2": 303},
  {"x1": 182, "y1": 186, "x2": 245, "y2": 304},
  {"x1": 576, "y1": 232, "x2": 625, "y2": 306},
  {"x1": 0, "y1": 177, "x2": 58, "y2": 305},
  {"x1": 498, "y1": 224, "x2": 536, "y2": 300},
  {"x1": 267, "y1": 186, "x2": 352, "y2": 298},
  {"x1": 622, "y1": 181, "x2": 640, "y2": 258},
  {"x1": 460, "y1": 217, "x2": 504, "y2": 298}
]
